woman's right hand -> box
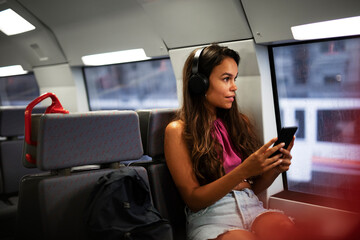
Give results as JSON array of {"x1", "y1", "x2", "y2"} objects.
[{"x1": 241, "y1": 138, "x2": 285, "y2": 178}]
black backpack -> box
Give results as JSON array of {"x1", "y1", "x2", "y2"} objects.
[{"x1": 84, "y1": 167, "x2": 173, "y2": 240}]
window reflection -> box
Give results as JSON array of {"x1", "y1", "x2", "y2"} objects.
[
  {"x1": 84, "y1": 58, "x2": 178, "y2": 110},
  {"x1": 317, "y1": 109, "x2": 360, "y2": 144},
  {"x1": 272, "y1": 37, "x2": 360, "y2": 204},
  {"x1": 0, "y1": 73, "x2": 39, "y2": 106}
]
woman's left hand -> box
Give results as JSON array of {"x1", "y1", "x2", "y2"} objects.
[{"x1": 275, "y1": 136, "x2": 295, "y2": 174}]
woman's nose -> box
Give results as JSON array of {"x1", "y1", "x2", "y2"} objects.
[{"x1": 230, "y1": 80, "x2": 237, "y2": 91}]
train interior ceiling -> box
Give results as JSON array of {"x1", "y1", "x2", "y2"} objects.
[{"x1": 0, "y1": 0, "x2": 360, "y2": 239}]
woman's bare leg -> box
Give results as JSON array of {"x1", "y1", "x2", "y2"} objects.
[
  {"x1": 251, "y1": 211, "x2": 299, "y2": 240},
  {"x1": 213, "y1": 229, "x2": 258, "y2": 240}
]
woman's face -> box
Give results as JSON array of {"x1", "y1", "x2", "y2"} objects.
[{"x1": 205, "y1": 57, "x2": 238, "y2": 113}]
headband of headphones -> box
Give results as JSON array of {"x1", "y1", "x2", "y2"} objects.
[
  {"x1": 188, "y1": 47, "x2": 209, "y2": 95},
  {"x1": 191, "y1": 47, "x2": 204, "y2": 74}
]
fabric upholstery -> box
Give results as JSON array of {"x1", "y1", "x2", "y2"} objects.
[
  {"x1": 41, "y1": 168, "x2": 149, "y2": 239},
  {"x1": 0, "y1": 106, "x2": 46, "y2": 137},
  {"x1": 136, "y1": 109, "x2": 185, "y2": 239},
  {"x1": 17, "y1": 167, "x2": 149, "y2": 240},
  {"x1": 0, "y1": 140, "x2": 40, "y2": 194},
  {"x1": 17, "y1": 110, "x2": 148, "y2": 239},
  {"x1": 147, "y1": 109, "x2": 176, "y2": 157},
  {"x1": 137, "y1": 110, "x2": 151, "y2": 155},
  {"x1": 0, "y1": 106, "x2": 45, "y2": 194},
  {"x1": 147, "y1": 163, "x2": 185, "y2": 240},
  {"x1": 36, "y1": 111, "x2": 143, "y2": 170},
  {"x1": 0, "y1": 106, "x2": 45, "y2": 238},
  {"x1": 137, "y1": 109, "x2": 176, "y2": 157}
]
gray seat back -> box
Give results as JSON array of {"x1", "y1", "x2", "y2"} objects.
[
  {"x1": 17, "y1": 110, "x2": 147, "y2": 240},
  {"x1": 0, "y1": 106, "x2": 45, "y2": 195},
  {"x1": 137, "y1": 109, "x2": 186, "y2": 240},
  {"x1": 0, "y1": 106, "x2": 45, "y2": 238},
  {"x1": 137, "y1": 108, "x2": 176, "y2": 159}
]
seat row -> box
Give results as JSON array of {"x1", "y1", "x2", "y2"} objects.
[
  {"x1": 0, "y1": 106, "x2": 46, "y2": 238},
  {"x1": 0, "y1": 107, "x2": 185, "y2": 240}
]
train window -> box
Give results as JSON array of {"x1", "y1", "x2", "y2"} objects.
[
  {"x1": 83, "y1": 58, "x2": 178, "y2": 110},
  {"x1": 0, "y1": 73, "x2": 40, "y2": 106},
  {"x1": 271, "y1": 37, "x2": 360, "y2": 208}
]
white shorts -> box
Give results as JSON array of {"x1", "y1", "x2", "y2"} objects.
[{"x1": 185, "y1": 188, "x2": 281, "y2": 240}]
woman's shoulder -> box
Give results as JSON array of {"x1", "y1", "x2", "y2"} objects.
[
  {"x1": 166, "y1": 119, "x2": 184, "y2": 131},
  {"x1": 165, "y1": 119, "x2": 185, "y2": 137}
]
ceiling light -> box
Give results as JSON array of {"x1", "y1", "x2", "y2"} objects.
[
  {"x1": 0, "y1": 65, "x2": 28, "y2": 77},
  {"x1": 291, "y1": 16, "x2": 360, "y2": 40},
  {"x1": 0, "y1": 9, "x2": 36, "y2": 36},
  {"x1": 82, "y1": 48, "x2": 150, "y2": 66}
]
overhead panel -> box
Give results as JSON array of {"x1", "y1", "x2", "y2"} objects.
[
  {"x1": 241, "y1": 0, "x2": 360, "y2": 44},
  {"x1": 19, "y1": 0, "x2": 168, "y2": 66},
  {"x1": 138, "y1": 0, "x2": 253, "y2": 49},
  {"x1": 0, "y1": 0, "x2": 66, "y2": 70}
]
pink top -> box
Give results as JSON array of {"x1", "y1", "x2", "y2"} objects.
[{"x1": 213, "y1": 118, "x2": 242, "y2": 174}]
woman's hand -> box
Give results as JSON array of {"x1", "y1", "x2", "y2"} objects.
[
  {"x1": 275, "y1": 136, "x2": 295, "y2": 174},
  {"x1": 240, "y1": 138, "x2": 285, "y2": 178},
  {"x1": 249, "y1": 136, "x2": 295, "y2": 194}
]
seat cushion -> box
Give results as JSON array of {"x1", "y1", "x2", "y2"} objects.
[{"x1": 18, "y1": 167, "x2": 149, "y2": 240}]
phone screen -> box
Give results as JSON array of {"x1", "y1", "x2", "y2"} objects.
[{"x1": 270, "y1": 127, "x2": 298, "y2": 157}]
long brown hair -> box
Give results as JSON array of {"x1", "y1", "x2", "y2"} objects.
[{"x1": 178, "y1": 44, "x2": 261, "y2": 185}]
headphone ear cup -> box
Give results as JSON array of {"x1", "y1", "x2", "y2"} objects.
[{"x1": 188, "y1": 73, "x2": 209, "y2": 95}]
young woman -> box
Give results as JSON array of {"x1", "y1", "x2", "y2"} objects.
[{"x1": 164, "y1": 44, "x2": 297, "y2": 240}]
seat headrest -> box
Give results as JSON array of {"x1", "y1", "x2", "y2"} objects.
[
  {"x1": 32, "y1": 110, "x2": 143, "y2": 171},
  {"x1": 0, "y1": 106, "x2": 45, "y2": 137},
  {"x1": 137, "y1": 109, "x2": 176, "y2": 157}
]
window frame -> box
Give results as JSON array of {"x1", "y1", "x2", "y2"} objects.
[{"x1": 268, "y1": 35, "x2": 360, "y2": 212}]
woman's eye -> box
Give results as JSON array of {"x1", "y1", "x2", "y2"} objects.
[{"x1": 223, "y1": 77, "x2": 230, "y2": 82}]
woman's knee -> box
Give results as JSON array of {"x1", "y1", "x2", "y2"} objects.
[{"x1": 251, "y1": 211, "x2": 297, "y2": 240}]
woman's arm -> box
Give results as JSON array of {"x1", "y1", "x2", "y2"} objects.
[
  {"x1": 164, "y1": 120, "x2": 285, "y2": 212},
  {"x1": 252, "y1": 136, "x2": 295, "y2": 195},
  {"x1": 164, "y1": 121, "x2": 242, "y2": 212}
]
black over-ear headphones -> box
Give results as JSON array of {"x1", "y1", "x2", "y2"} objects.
[{"x1": 188, "y1": 47, "x2": 209, "y2": 95}]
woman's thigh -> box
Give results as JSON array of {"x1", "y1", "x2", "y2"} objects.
[
  {"x1": 213, "y1": 229, "x2": 258, "y2": 240},
  {"x1": 251, "y1": 211, "x2": 298, "y2": 240}
]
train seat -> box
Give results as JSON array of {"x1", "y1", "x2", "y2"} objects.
[
  {"x1": 0, "y1": 106, "x2": 45, "y2": 238},
  {"x1": 135, "y1": 109, "x2": 186, "y2": 240},
  {"x1": 0, "y1": 106, "x2": 46, "y2": 195},
  {"x1": 16, "y1": 110, "x2": 148, "y2": 240}
]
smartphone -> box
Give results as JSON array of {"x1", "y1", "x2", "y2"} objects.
[{"x1": 270, "y1": 127, "x2": 298, "y2": 157}]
